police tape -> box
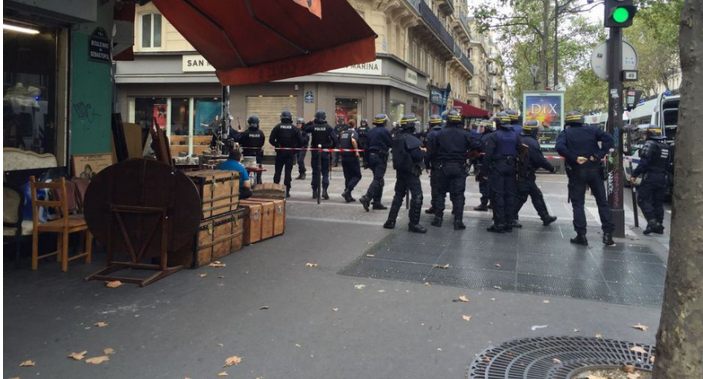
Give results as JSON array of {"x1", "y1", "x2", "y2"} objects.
[{"x1": 242, "y1": 146, "x2": 365, "y2": 153}]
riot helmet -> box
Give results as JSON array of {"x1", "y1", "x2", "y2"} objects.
[
  {"x1": 482, "y1": 120, "x2": 495, "y2": 133},
  {"x1": 372, "y1": 114, "x2": 388, "y2": 127},
  {"x1": 337, "y1": 116, "x2": 345, "y2": 125},
  {"x1": 565, "y1": 110, "x2": 585, "y2": 126},
  {"x1": 314, "y1": 110, "x2": 327, "y2": 123},
  {"x1": 360, "y1": 119, "x2": 369, "y2": 127},
  {"x1": 506, "y1": 109, "x2": 519, "y2": 122},
  {"x1": 296, "y1": 117, "x2": 305, "y2": 126},
  {"x1": 523, "y1": 120, "x2": 541, "y2": 136},
  {"x1": 493, "y1": 112, "x2": 511, "y2": 129},
  {"x1": 428, "y1": 114, "x2": 442, "y2": 126},
  {"x1": 247, "y1": 115, "x2": 260, "y2": 129},
  {"x1": 399, "y1": 114, "x2": 418, "y2": 131},
  {"x1": 639, "y1": 124, "x2": 665, "y2": 139},
  {"x1": 280, "y1": 110, "x2": 293, "y2": 123},
  {"x1": 446, "y1": 110, "x2": 462, "y2": 127}
]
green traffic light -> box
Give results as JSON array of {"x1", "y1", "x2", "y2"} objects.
[{"x1": 613, "y1": 7, "x2": 630, "y2": 23}]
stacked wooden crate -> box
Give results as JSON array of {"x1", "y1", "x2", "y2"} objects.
[{"x1": 239, "y1": 198, "x2": 285, "y2": 245}]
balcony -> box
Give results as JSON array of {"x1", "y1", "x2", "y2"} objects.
[
  {"x1": 436, "y1": 0, "x2": 454, "y2": 15},
  {"x1": 417, "y1": 0, "x2": 455, "y2": 51}
]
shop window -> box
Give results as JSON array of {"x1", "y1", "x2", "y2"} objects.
[
  {"x1": 3, "y1": 22, "x2": 58, "y2": 157},
  {"x1": 134, "y1": 97, "x2": 168, "y2": 131},
  {"x1": 141, "y1": 13, "x2": 162, "y2": 49},
  {"x1": 194, "y1": 98, "x2": 222, "y2": 136},
  {"x1": 389, "y1": 101, "x2": 405, "y2": 123},
  {"x1": 335, "y1": 98, "x2": 360, "y2": 125}
]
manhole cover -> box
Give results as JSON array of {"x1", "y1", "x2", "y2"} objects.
[{"x1": 468, "y1": 336, "x2": 654, "y2": 379}]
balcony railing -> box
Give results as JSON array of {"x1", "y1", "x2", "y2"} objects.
[
  {"x1": 417, "y1": 0, "x2": 454, "y2": 51},
  {"x1": 458, "y1": 52, "x2": 474, "y2": 75}
]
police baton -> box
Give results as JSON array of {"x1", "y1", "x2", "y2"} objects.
[
  {"x1": 405, "y1": 190, "x2": 410, "y2": 210},
  {"x1": 628, "y1": 159, "x2": 639, "y2": 228},
  {"x1": 317, "y1": 144, "x2": 322, "y2": 205}
]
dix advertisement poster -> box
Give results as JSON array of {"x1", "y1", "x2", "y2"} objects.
[{"x1": 522, "y1": 91, "x2": 564, "y2": 148}]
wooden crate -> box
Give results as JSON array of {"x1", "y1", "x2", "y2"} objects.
[
  {"x1": 240, "y1": 202, "x2": 263, "y2": 245},
  {"x1": 241, "y1": 199, "x2": 274, "y2": 240},
  {"x1": 170, "y1": 208, "x2": 244, "y2": 268},
  {"x1": 268, "y1": 199, "x2": 286, "y2": 236},
  {"x1": 186, "y1": 170, "x2": 240, "y2": 218}
]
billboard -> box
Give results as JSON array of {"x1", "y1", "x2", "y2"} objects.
[{"x1": 522, "y1": 91, "x2": 564, "y2": 148}]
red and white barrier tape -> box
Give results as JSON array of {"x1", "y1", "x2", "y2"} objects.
[{"x1": 242, "y1": 147, "x2": 364, "y2": 153}]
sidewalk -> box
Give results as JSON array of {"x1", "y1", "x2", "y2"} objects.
[{"x1": 3, "y1": 166, "x2": 667, "y2": 379}]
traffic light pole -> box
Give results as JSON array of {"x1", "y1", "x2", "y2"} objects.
[{"x1": 607, "y1": 26, "x2": 626, "y2": 238}]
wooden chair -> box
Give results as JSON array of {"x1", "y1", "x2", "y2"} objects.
[{"x1": 29, "y1": 176, "x2": 92, "y2": 272}]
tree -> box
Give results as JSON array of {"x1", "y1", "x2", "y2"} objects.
[
  {"x1": 564, "y1": 69, "x2": 607, "y2": 113},
  {"x1": 651, "y1": 0, "x2": 703, "y2": 377}
]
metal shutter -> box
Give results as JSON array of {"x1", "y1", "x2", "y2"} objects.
[{"x1": 246, "y1": 96, "x2": 298, "y2": 156}]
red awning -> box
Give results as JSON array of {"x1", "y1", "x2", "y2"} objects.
[
  {"x1": 152, "y1": 0, "x2": 377, "y2": 86},
  {"x1": 453, "y1": 99, "x2": 490, "y2": 118}
]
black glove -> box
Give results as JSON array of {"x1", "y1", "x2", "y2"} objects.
[{"x1": 550, "y1": 166, "x2": 558, "y2": 174}]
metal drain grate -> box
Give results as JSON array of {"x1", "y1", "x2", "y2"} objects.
[{"x1": 468, "y1": 336, "x2": 654, "y2": 379}]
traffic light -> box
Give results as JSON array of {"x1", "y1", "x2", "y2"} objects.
[{"x1": 604, "y1": 0, "x2": 637, "y2": 28}]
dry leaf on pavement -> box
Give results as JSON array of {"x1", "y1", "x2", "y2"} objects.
[
  {"x1": 199, "y1": 273, "x2": 208, "y2": 278},
  {"x1": 366, "y1": 253, "x2": 375, "y2": 257},
  {"x1": 68, "y1": 351, "x2": 87, "y2": 361},
  {"x1": 630, "y1": 346, "x2": 647, "y2": 354},
  {"x1": 305, "y1": 263, "x2": 318, "y2": 267},
  {"x1": 434, "y1": 264, "x2": 450, "y2": 269},
  {"x1": 623, "y1": 365, "x2": 635, "y2": 373},
  {"x1": 295, "y1": 344, "x2": 301, "y2": 348},
  {"x1": 553, "y1": 358, "x2": 561, "y2": 364},
  {"x1": 494, "y1": 286, "x2": 502, "y2": 290},
  {"x1": 224, "y1": 355, "x2": 242, "y2": 367},
  {"x1": 19, "y1": 360, "x2": 35, "y2": 367},
  {"x1": 105, "y1": 281, "x2": 123, "y2": 288},
  {"x1": 627, "y1": 373, "x2": 641, "y2": 379},
  {"x1": 209, "y1": 261, "x2": 226, "y2": 268},
  {"x1": 332, "y1": 308, "x2": 339, "y2": 312},
  {"x1": 574, "y1": 328, "x2": 580, "y2": 332},
  {"x1": 260, "y1": 306, "x2": 269, "y2": 310},
  {"x1": 354, "y1": 284, "x2": 366, "y2": 290},
  {"x1": 94, "y1": 322, "x2": 108, "y2": 328},
  {"x1": 632, "y1": 323, "x2": 649, "y2": 331},
  {"x1": 462, "y1": 315, "x2": 472, "y2": 322},
  {"x1": 218, "y1": 276, "x2": 225, "y2": 279},
  {"x1": 218, "y1": 372, "x2": 228, "y2": 377},
  {"x1": 424, "y1": 282, "x2": 430, "y2": 286},
  {"x1": 458, "y1": 295, "x2": 470, "y2": 302},
  {"x1": 103, "y1": 348, "x2": 115, "y2": 355},
  {"x1": 543, "y1": 300, "x2": 550, "y2": 304},
  {"x1": 495, "y1": 263, "x2": 501, "y2": 268},
  {"x1": 595, "y1": 333, "x2": 603, "y2": 339},
  {"x1": 85, "y1": 356, "x2": 110, "y2": 365},
  {"x1": 649, "y1": 355, "x2": 655, "y2": 363}
]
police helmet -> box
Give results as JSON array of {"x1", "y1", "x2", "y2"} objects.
[
  {"x1": 565, "y1": 110, "x2": 584, "y2": 126},
  {"x1": 296, "y1": 117, "x2": 305, "y2": 125},
  {"x1": 523, "y1": 120, "x2": 541, "y2": 135},
  {"x1": 639, "y1": 124, "x2": 664, "y2": 139},
  {"x1": 372, "y1": 114, "x2": 388, "y2": 127},
  {"x1": 399, "y1": 114, "x2": 418, "y2": 130},
  {"x1": 482, "y1": 120, "x2": 495, "y2": 132},
  {"x1": 446, "y1": 110, "x2": 462, "y2": 126},
  {"x1": 360, "y1": 119, "x2": 368, "y2": 126},
  {"x1": 506, "y1": 109, "x2": 519, "y2": 122},
  {"x1": 280, "y1": 110, "x2": 293, "y2": 123},
  {"x1": 493, "y1": 112, "x2": 511, "y2": 129},
  {"x1": 337, "y1": 116, "x2": 345, "y2": 124},
  {"x1": 247, "y1": 115, "x2": 260, "y2": 129},
  {"x1": 429, "y1": 114, "x2": 442, "y2": 126},
  {"x1": 314, "y1": 110, "x2": 326, "y2": 123}
]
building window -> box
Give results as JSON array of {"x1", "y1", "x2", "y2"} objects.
[
  {"x1": 467, "y1": 79, "x2": 473, "y2": 92},
  {"x1": 468, "y1": 48, "x2": 472, "y2": 59},
  {"x1": 141, "y1": 13, "x2": 162, "y2": 49},
  {"x1": 335, "y1": 98, "x2": 360, "y2": 125}
]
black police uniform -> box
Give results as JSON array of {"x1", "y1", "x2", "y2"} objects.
[
  {"x1": 424, "y1": 124, "x2": 443, "y2": 213},
  {"x1": 304, "y1": 121, "x2": 337, "y2": 195},
  {"x1": 483, "y1": 128, "x2": 521, "y2": 230},
  {"x1": 556, "y1": 124, "x2": 615, "y2": 237},
  {"x1": 475, "y1": 129, "x2": 494, "y2": 209},
  {"x1": 361, "y1": 125, "x2": 393, "y2": 207},
  {"x1": 511, "y1": 122, "x2": 523, "y2": 136},
  {"x1": 357, "y1": 123, "x2": 371, "y2": 150},
  {"x1": 515, "y1": 132, "x2": 555, "y2": 224},
  {"x1": 386, "y1": 129, "x2": 425, "y2": 230},
  {"x1": 333, "y1": 122, "x2": 348, "y2": 167},
  {"x1": 632, "y1": 138, "x2": 670, "y2": 232},
  {"x1": 430, "y1": 126, "x2": 482, "y2": 226},
  {"x1": 237, "y1": 127, "x2": 265, "y2": 184},
  {"x1": 270, "y1": 122, "x2": 304, "y2": 193},
  {"x1": 339, "y1": 128, "x2": 362, "y2": 196},
  {"x1": 297, "y1": 124, "x2": 310, "y2": 178}
]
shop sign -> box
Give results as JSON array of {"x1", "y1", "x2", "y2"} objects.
[
  {"x1": 404, "y1": 68, "x2": 418, "y2": 85},
  {"x1": 88, "y1": 27, "x2": 111, "y2": 64},
  {"x1": 430, "y1": 91, "x2": 445, "y2": 105},
  {"x1": 304, "y1": 91, "x2": 315, "y2": 103},
  {"x1": 182, "y1": 55, "x2": 216, "y2": 72},
  {"x1": 329, "y1": 59, "x2": 382, "y2": 76}
]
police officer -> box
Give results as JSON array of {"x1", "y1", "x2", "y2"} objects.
[
  {"x1": 429, "y1": 110, "x2": 483, "y2": 229},
  {"x1": 383, "y1": 115, "x2": 427, "y2": 233},
  {"x1": 359, "y1": 114, "x2": 392, "y2": 212},
  {"x1": 339, "y1": 122, "x2": 362, "y2": 202},
  {"x1": 304, "y1": 110, "x2": 337, "y2": 200},
  {"x1": 482, "y1": 112, "x2": 520, "y2": 233},
  {"x1": 296, "y1": 118, "x2": 309, "y2": 180},
  {"x1": 630, "y1": 125, "x2": 670, "y2": 235},
  {"x1": 506, "y1": 109, "x2": 523, "y2": 135},
  {"x1": 237, "y1": 115, "x2": 266, "y2": 184},
  {"x1": 473, "y1": 121, "x2": 495, "y2": 211},
  {"x1": 423, "y1": 114, "x2": 444, "y2": 215},
  {"x1": 333, "y1": 116, "x2": 348, "y2": 167},
  {"x1": 514, "y1": 120, "x2": 558, "y2": 226},
  {"x1": 270, "y1": 110, "x2": 304, "y2": 197},
  {"x1": 357, "y1": 119, "x2": 371, "y2": 150},
  {"x1": 556, "y1": 110, "x2": 615, "y2": 246}
]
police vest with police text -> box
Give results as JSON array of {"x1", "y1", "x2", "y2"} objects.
[
  {"x1": 310, "y1": 123, "x2": 335, "y2": 148},
  {"x1": 273, "y1": 124, "x2": 300, "y2": 148}
]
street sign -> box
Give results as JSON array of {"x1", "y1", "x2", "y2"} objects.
[
  {"x1": 304, "y1": 91, "x2": 314, "y2": 103},
  {"x1": 622, "y1": 70, "x2": 638, "y2": 81},
  {"x1": 590, "y1": 39, "x2": 638, "y2": 80}
]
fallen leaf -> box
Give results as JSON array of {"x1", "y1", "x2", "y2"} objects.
[
  {"x1": 495, "y1": 263, "x2": 501, "y2": 268},
  {"x1": 434, "y1": 264, "x2": 450, "y2": 269},
  {"x1": 482, "y1": 356, "x2": 491, "y2": 362},
  {"x1": 494, "y1": 286, "x2": 502, "y2": 290},
  {"x1": 627, "y1": 373, "x2": 641, "y2": 379},
  {"x1": 85, "y1": 356, "x2": 110, "y2": 365},
  {"x1": 366, "y1": 253, "x2": 375, "y2": 257},
  {"x1": 295, "y1": 344, "x2": 301, "y2": 348},
  {"x1": 378, "y1": 289, "x2": 385, "y2": 293},
  {"x1": 260, "y1": 306, "x2": 269, "y2": 310},
  {"x1": 224, "y1": 355, "x2": 242, "y2": 367},
  {"x1": 543, "y1": 300, "x2": 550, "y2": 304},
  {"x1": 595, "y1": 333, "x2": 603, "y2": 339},
  {"x1": 462, "y1": 314, "x2": 472, "y2": 322},
  {"x1": 105, "y1": 281, "x2": 123, "y2": 288},
  {"x1": 553, "y1": 358, "x2": 561, "y2": 364},
  {"x1": 94, "y1": 322, "x2": 108, "y2": 328},
  {"x1": 630, "y1": 346, "x2": 647, "y2": 354},
  {"x1": 424, "y1": 282, "x2": 430, "y2": 286},
  {"x1": 531, "y1": 324, "x2": 548, "y2": 331},
  {"x1": 218, "y1": 343, "x2": 224, "y2": 347},
  {"x1": 458, "y1": 295, "x2": 470, "y2": 303},
  {"x1": 587, "y1": 376, "x2": 609, "y2": 379},
  {"x1": 354, "y1": 284, "x2": 366, "y2": 290},
  {"x1": 623, "y1": 365, "x2": 636, "y2": 373},
  {"x1": 574, "y1": 328, "x2": 580, "y2": 333},
  {"x1": 490, "y1": 298, "x2": 496, "y2": 301},
  {"x1": 19, "y1": 360, "x2": 35, "y2": 367},
  {"x1": 436, "y1": 348, "x2": 442, "y2": 352},
  {"x1": 199, "y1": 273, "x2": 208, "y2": 278},
  {"x1": 218, "y1": 372, "x2": 228, "y2": 377},
  {"x1": 367, "y1": 241, "x2": 374, "y2": 245},
  {"x1": 209, "y1": 262, "x2": 226, "y2": 268},
  {"x1": 632, "y1": 323, "x2": 649, "y2": 331},
  {"x1": 68, "y1": 351, "x2": 87, "y2": 361},
  {"x1": 649, "y1": 355, "x2": 655, "y2": 363},
  {"x1": 305, "y1": 263, "x2": 318, "y2": 267},
  {"x1": 218, "y1": 275, "x2": 225, "y2": 279},
  {"x1": 332, "y1": 308, "x2": 339, "y2": 312}
]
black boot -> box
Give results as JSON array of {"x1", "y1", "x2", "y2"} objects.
[
  {"x1": 570, "y1": 233, "x2": 588, "y2": 246},
  {"x1": 286, "y1": 188, "x2": 291, "y2": 198},
  {"x1": 542, "y1": 216, "x2": 557, "y2": 226},
  {"x1": 603, "y1": 232, "x2": 615, "y2": 246},
  {"x1": 347, "y1": 190, "x2": 356, "y2": 202},
  {"x1": 408, "y1": 196, "x2": 426, "y2": 233},
  {"x1": 487, "y1": 203, "x2": 493, "y2": 209},
  {"x1": 425, "y1": 207, "x2": 435, "y2": 214},
  {"x1": 312, "y1": 189, "x2": 319, "y2": 199},
  {"x1": 431, "y1": 216, "x2": 443, "y2": 227},
  {"x1": 509, "y1": 220, "x2": 523, "y2": 229},
  {"x1": 474, "y1": 204, "x2": 488, "y2": 211},
  {"x1": 296, "y1": 173, "x2": 304, "y2": 180},
  {"x1": 301, "y1": 173, "x2": 306, "y2": 180},
  {"x1": 359, "y1": 195, "x2": 371, "y2": 212},
  {"x1": 643, "y1": 219, "x2": 657, "y2": 235},
  {"x1": 653, "y1": 223, "x2": 665, "y2": 234},
  {"x1": 408, "y1": 223, "x2": 427, "y2": 233},
  {"x1": 383, "y1": 219, "x2": 396, "y2": 229},
  {"x1": 454, "y1": 220, "x2": 466, "y2": 230},
  {"x1": 487, "y1": 224, "x2": 505, "y2": 233},
  {"x1": 372, "y1": 203, "x2": 388, "y2": 210},
  {"x1": 322, "y1": 189, "x2": 329, "y2": 200}
]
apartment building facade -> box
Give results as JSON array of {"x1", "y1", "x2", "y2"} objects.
[{"x1": 115, "y1": 0, "x2": 478, "y2": 156}]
